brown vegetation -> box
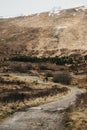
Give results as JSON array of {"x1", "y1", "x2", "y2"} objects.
[
  {"x1": 0, "y1": 7, "x2": 87, "y2": 59},
  {"x1": 63, "y1": 93, "x2": 87, "y2": 130},
  {"x1": 53, "y1": 71, "x2": 72, "y2": 85},
  {"x1": 71, "y1": 75, "x2": 87, "y2": 89},
  {"x1": 0, "y1": 75, "x2": 68, "y2": 121}
]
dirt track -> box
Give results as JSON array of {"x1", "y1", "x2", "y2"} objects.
[{"x1": 0, "y1": 86, "x2": 84, "y2": 130}]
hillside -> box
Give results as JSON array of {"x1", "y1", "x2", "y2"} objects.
[
  {"x1": 0, "y1": 6, "x2": 87, "y2": 59},
  {"x1": 0, "y1": 6, "x2": 87, "y2": 129}
]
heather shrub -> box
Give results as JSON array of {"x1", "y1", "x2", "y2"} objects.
[
  {"x1": 14, "y1": 65, "x2": 28, "y2": 73},
  {"x1": 38, "y1": 64, "x2": 48, "y2": 70},
  {"x1": 46, "y1": 72, "x2": 53, "y2": 77},
  {"x1": 53, "y1": 71, "x2": 72, "y2": 85}
]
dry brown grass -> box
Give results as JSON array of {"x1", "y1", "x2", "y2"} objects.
[
  {"x1": 68, "y1": 109, "x2": 87, "y2": 130},
  {"x1": 0, "y1": 75, "x2": 69, "y2": 121},
  {"x1": 64, "y1": 92, "x2": 87, "y2": 130},
  {"x1": 71, "y1": 75, "x2": 87, "y2": 90},
  {"x1": 63, "y1": 75, "x2": 87, "y2": 130},
  {"x1": 0, "y1": 7, "x2": 87, "y2": 59}
]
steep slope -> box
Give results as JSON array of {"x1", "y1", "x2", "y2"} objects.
[{"x1": 0, "y1": 6, "x2": 87, "y2": 58}]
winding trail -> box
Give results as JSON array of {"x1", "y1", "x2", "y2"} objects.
[
  {"x1": 0, "y1": 73, "x2": 85, "y2": 130},
  {"x1": 0, "y1": 87, "x2": 84, "y2": 130}
]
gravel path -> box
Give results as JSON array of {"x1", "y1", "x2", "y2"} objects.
[{"x1": 0, "y1": 86, "x2": 84, "y2": 130}]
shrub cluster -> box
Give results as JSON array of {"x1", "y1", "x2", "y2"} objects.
[
  {"x1": 53, "y1": 71, "x2": 72, "y2": 85},
  {"x1": 13, "y1": 64, "x2": 32, "y2": 73},
  {"x1": 10, "y1": 56, "x2": 74, "y2": 65}
]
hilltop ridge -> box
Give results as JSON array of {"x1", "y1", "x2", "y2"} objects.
[{"x1": 0, "y1": 6, "x2": 87, "y2": 58}]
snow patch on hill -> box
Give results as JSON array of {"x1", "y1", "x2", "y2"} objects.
[
  {"x1": 75, "y1": 6, "x2": 87, "y2": 11},
  {"x1": 49, "y1": 7, "x2": 61, "y2": 16}
]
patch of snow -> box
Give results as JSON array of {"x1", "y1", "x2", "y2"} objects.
[
  {"x1": 53, "y1": 10, "x2": 60, "y2": 14},
  {"x1": 37, "y1": 13, "x2": 40, "y2": 16},
  {"x1": 48, "y1": 12, "x2": 51, "y2": 16},
  {"x1": 48, "y1": 11, "x2": 60, "y2": 16},
  {"x1": 75, "y1": 6, "x2": 87, "y2": 11},
  {"x1": 49, "y1": 6, "x2": 61, "y2": 16},
  {"x1": 80, "y1": 5, "x2": 87, "y2": 10},
  {"x1": 75, "y1": 8, "x2": 79, "y2": 11}
]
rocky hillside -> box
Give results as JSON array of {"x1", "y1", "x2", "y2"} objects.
[{"x1": 0, "y1": 6, "x2": 87, "y2": 58}]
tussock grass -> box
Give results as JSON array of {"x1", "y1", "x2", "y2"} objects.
[
  {"x1": 0, "y1": 75, "x2": 69, "y2": 121},
  {"x1": 63, "y1": 92, "x2": 87, "y2": 130}
]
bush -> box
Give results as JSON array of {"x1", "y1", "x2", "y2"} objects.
[
  {"x1": 14, "y1": 65, "x2": 28, "y2": 73},
  {"x1": 46, "y1": 72, "x2": 53, "y2": 77},
  {"x1": 38, "y1": 64, "x2": 48, "y2": 70},
  {"x1": 27, "y1": 64, "x2": 32, "y2": 70},
  {"x1": 53, "y1": 71, "x2": 72, "y2": 85}
]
